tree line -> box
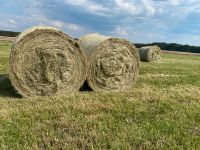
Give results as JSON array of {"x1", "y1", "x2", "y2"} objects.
[
  {"x1": 0, "y1": 30, "x2": 199, "y2": 53},
  {"x1": 135, "y1": 42, "x2": 200, "y2": 53},
  {"x1": 0, "y1": 30, "x2": 20, "y2": 37}
]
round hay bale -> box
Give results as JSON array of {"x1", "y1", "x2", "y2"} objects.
[
  {"x1": 79, "y1": 34, "x2": 139, "y2": 92},
  {"x1": 9, "y1": 26, "x2": 86, "y2": 97},
  {"x1": 139, "y1": 45, "x2": 161, "y2": 62}
]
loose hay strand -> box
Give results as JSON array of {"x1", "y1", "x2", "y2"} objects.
[
  {"x1": 139, "y1": 45, "x2": 161, "y2": 62},
  {"x1": 79, "y1": 34, "x2": 140, "y2": 92},
  {"x1": 9, "y1": 26, "x2": 86, "y2": 97}
]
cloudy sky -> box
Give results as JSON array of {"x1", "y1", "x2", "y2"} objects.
[{"x1": 0, "y1": 0, "x2": 200, "y2": 45}]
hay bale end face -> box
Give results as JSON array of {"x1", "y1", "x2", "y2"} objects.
[
  {"x1": 9, "y1": 26, "x2": 86, "y2": 97},
  {"x1": 79, "y1": 34, "x2": 140, "y2": 92},
  {"x1": 139, "y1": 45, "x2": 161, "y2": 62}
]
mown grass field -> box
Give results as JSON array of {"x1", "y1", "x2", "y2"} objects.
[{"x1": 0, "y1": 40, "x2": 200, "y2": 149}]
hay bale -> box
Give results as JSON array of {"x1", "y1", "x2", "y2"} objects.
[
  {"x1": 79, "y1": 34, "x2": 139, "y2": 92},
  {"x1": 9, "y1": 26, "x2": 86, "y2": 97},
  {"x1": 139, "y1": 45, "x2": 161, "y2": 62}
]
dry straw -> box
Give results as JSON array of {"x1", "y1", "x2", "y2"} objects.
[
  {"x1": 139, "y1": 45, "x2": 161, "y2": 62},
  {"x1": 9, "y1": 26, "x2": 86, "y2": 97},
  {"x1": 79, "y1": 34, "x2": 140, "y2": 92}
]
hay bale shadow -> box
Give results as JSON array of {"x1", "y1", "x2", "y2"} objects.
[
  {"x1": 79, "y1": 80, "x2": 93, "y2": 92},
  {"x1": 0, "y1": 74, "x2": 21, "y2": 98}
]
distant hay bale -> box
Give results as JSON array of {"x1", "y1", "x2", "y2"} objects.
[
  {"x1": 9, "y1": 26, "x2": 86, "y2": 97},
  {"x1": 139, "y1": 45, "x2": 161, "y2": 62},
  {"x1": 79, "y1": 34, "x2": 139, "y2": 92}
]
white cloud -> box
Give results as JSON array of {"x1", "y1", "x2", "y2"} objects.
[
  {"x1": 142, "y1": 0, "x2": 156, "y2": 16},
  {"x1": 49, "y1": 20, "x2": 65, "y2": 29},
  {"x1": 114, "y1": 0, "x2": 156, "y2": 17},
  {"x1": 115, "y1": 0, "x2": 141, "y2": 15},
  {"x1": 8, "y1": 19, "x2": 16, "y2": 24},
  {"x1": 43, "y1": 19, "x2": 84, "y2": 32},
  {"x1": 0, "y1": 0, "x2": 86, "y2": 37},
  {"x1": 65, "y1": 23, "x2": 83, "y2": 31},
  {"x1": 31, "y1": 0, "x2": 42, "y2": 7},
  {"x1": 115, "y1": 26, "x2": 129, "y2": 37},
  {"x1": 169, "y1": 0, "x2": 182, "y2": 6},
  {"x1": 63, "y1": 0, "x2": 111, "y2": 16},
  {"x1": 0, "y1": 14, "x2": 21, "y2": 30},
  {"x1": 1, "y1": 0, "x2": 200, "y2": 45}
]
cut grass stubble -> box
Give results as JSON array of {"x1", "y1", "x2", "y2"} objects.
[{"x1": 1, "y1": 40, "x2": 200, "y2": 149}]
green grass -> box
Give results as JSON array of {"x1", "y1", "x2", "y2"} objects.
[
  {"x1": 0, "y1": 40, "x2": 200, "y2": 149},
  {"x1": 0, "y1": 41, "x2": 12, "y2": 74}
]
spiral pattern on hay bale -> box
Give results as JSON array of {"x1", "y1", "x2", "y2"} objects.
[
  {"x1": 79, "y1": 34, "x2": 139, "y2": 92},
  {"x1": 9, "y1": 26, "x2": 86, "y2": 97}
]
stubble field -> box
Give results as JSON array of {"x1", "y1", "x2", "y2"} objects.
[{"x1": 0, "y1": 40, "x2": 200, "y2": 149}]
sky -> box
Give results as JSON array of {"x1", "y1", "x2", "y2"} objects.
[{"x1": 0, "y1": 0, "x2": 200, "y2": 46}]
